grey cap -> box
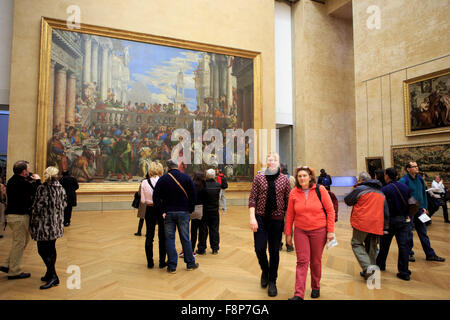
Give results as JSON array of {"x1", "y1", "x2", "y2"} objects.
[{"x1": 167, "y1": 159, "x2": 178, "y2": 169}]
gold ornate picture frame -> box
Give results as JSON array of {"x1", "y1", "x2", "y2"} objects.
[
  {"x1": 403, "y1": 68, "x2": 450, "y2": 136},
  {"x1": 37, "y1": 17, "x2": 261, "y2": 193}
]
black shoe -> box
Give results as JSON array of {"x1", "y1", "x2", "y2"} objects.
[
  {"x1": 409, "y1": 255, "x2": 416, "y2": 262},
  {"x1": 279, "y1": 242, "x2": 283, "y2": 251},
  {"x1": 167, "y1": 267, "x2": 176, "y2": 274},
  {"x1": 212, "y1": 250, "x2": 218, "y2": 255},
  {"x1": 311, "y1": 289, "x2": 320, "y2": 298},
  {"x1": 134, "y1": 232, "x2": 142, "y2": 236},
  {"x1": 377, "y1": 265, "x2": 386, "y2": 271},
  {"x1": 159, "y1": 262, "x2": 167, "y2": 269},
  {"x1": 0, "y1": 266, "x2": 9, "y2": 273},
  {"x1": 444, "y1": 220, "x2": 450, "y2": 223},
  {"x1": 40, "y1": 276, "x2": 59, "y2": 289},
  {"x1": 187, "y1": 263, "x2": 199, "y2": 271},
  {"x1": 0, "y1": 234, "x2": 3, "y2": 238},
  {"x1": 41, "y1": 274, "x2": 51, "y2": 282},
  {"x1": 289, "y1": 295, "x2": 303, "y2": 301},
  {"x1": 426, "y1": 255, "x2": 445, "y2": 262},
  {"x1": 147, "y1": 262, "x2": 154, "y2": 269},
  {"x1": 260, "y1": 272, "x2": 269, "y2": 288},
  {"x1": 64, "y1": 222, "x2": 70, "y2": 227},
  {"x1": 268, "y1": 281, "x2": 277, "y2": 297},
  {"x1": 286, "y1": 244, "x2": 294, "y2": 252},
  {"x1": 396, "y1": 273, "x2": 410, "y2": 281},
  {"x1": 196, "y1": 250, "x2": 206, "y2": 255},
  {"x1": 8, "y1": 272, "x2": 31, "y2": 280}
]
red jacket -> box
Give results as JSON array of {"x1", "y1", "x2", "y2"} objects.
[
  {"x1": 344, "y1": 180, "x2": 389, "y2": 235},
  {"x1": 285, "y1": 184, "x2": 335, "y2": 234}
]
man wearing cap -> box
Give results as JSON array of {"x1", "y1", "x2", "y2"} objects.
[{"x1": 153, "y1": 159, "x2": 198, "y2": 273}]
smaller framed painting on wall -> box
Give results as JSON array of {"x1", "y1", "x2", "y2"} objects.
[{"x1": 365, "y1": 156, "x2": 384, "y2": 179}]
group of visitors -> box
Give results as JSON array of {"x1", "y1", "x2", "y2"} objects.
[
  {"x1": 0, "y1": 161, "x2": 78, "y2": 290},
  {"x1": 344, "y1": 161, "x2": 445, "y2": 286},
  {"x1": 1, "y1": 155, "x2": 447, "y2": 299},
  {"x1": 135, "y1": 159, "x2": 228, "y2": 274}
]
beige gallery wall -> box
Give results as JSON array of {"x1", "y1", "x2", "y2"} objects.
[
  {"x1": 293, "y1": 0, "x2": 356, "y2": 176},
  {"x1": 353, "y1": 0, "x2": 450, "y2": 174},
  {"x1": 7, "y1": 0, "x2": 276, "y2": 178}
]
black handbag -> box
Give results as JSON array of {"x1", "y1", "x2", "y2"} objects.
[{"x1": 132, "y1": 192, "x2": 140, "y2": 209}]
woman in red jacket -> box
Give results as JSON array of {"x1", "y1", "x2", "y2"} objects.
[{"x1": 285, "y1": 166, "x2": 335, "y2": 300}]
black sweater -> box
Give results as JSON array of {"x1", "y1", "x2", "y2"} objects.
[
  {"x1": 203, "y1": 179, "x2": 221, "y2": 213},
  {"x1": 153, "y1": 169, "x2": 196, "y2": 213},
  {"x1": 5, "y1": 174, "x2": 41, "y2": 215}
]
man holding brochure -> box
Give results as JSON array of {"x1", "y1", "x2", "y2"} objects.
[{"x1": 399, "y1": 161, "x2": 445, "y2": 263}]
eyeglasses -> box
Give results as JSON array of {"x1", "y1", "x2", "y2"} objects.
[
  {"x1": 410, "y1": 166, "x2": 418, "y2": 168},
  {"x1": 297, "y1": 166, "x2": 309, "y2": 170}
]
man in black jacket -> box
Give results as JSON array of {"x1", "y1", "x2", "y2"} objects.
[
  {"x1": 0, "y1": 160, "x2": 41, "y2": 279},
  {"x1": 198, "y1": 169, "x2": 222, "y2": 255},
  {"x1": 153, "y1": 159, "x2": 198, "y2": 273},
  {"x1": 59, "y1": 170, "x2": 79, "y2": 226}
]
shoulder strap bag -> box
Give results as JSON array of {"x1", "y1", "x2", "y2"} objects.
[
  {"x1": 168, "y1": 172, "x2": 188, "y2": 199},
  {"x1": 315, "y1": 185, "x2": 327, "y2": 217},
  {"x1": 391, "y1": 183, "x2": 419, "y2": 217}
]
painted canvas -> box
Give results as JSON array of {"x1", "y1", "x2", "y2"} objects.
[
  {"x1": 46, "y1": 29, "x2": 255, "y2": 183},
  {"x1": 391, "y1": 142, "x2": 450, "y2": 186},
  {"x1": 365, "y1": 157, "x2": 384, "y2": 179},
  {"x1": 404, "y1": 68, "x2": 450, "y2": 136}
]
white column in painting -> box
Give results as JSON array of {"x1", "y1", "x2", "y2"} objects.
[
  {"x1": 100, "y1": 43, "x2": 109, "y2": 102},
  {"x1": 108, "y1": 49, "x2": 113, "y2": 100},
  {"x1": 53, "y1": 67, "x2": 67, "y2": 132},
  {"x1": 91, "y1": 40, "x2": 99, "y2": 86},
  {"x1": 209, "y1": 54, "x2": 215, "y2": 98},
  {"x1": 219, "y1": 56, "x2": 227, "y2": 98},
  {"x1": 48, "y1": 61, "x2": 56, "y2": 138},
  {"x1": 82, "y1": 34, "x2": 91, "y2": 84},
  {"x1": 211, "y1": 55, "x2": 219, "y2": 104},
  {"x1": 226, "y1": 56, "x2": 233, "y2": 115},
  {"x1": 65, "y1": 72, "x2": 76, "y2": 126}
]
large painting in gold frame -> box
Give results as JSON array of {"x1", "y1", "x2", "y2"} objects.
[
  {"x1": 37, "y1": 17, "x2": 261, "y2": 193},
  {"x1": 403, "y1": 68, "x2": 450, "y2": 136}
]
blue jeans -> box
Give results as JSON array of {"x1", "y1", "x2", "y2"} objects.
[
  {"x1": 164, "y1": 211, "x2": 195, "y2": 270},
  {"x1": 409, "y1": 209, "x2": 436, "y2": 258},
  {"x1": 376, "y1": 216, "x2": 411, "y2": 276}
]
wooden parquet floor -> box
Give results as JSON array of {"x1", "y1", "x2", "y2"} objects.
[{"x1": 1, "y1": 203, "x2": 449, "y2": 300}]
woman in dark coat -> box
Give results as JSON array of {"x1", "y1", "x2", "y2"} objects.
[
  {"x1": 30, "y1": 166, "x2": 67, "y2": 289},
  {"x1": 191, "y1": 171, "x2": 207, "y2": 254},
  {"x1": 59, "y1": 170, "x2": 79, "y2": 226},
  {"x1": 197, "y1": 169, "x2": 222, "y2": 255}
]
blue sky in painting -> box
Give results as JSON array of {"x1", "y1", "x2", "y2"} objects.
[{"x1": 123, "y1": 40, "x2": 201, "y2": 110}]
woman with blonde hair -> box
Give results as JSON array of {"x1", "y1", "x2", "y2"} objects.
[
  {"x1": 141, "y1": 161, "x2": 167, "y2": 269},
  {"x1": 285, "y1": 166, "x2": 335, "y2": 300},
  {"x1": 248, "y1": 152, "x2": 291, "y2": 297},
  {"x1": 30, "y1": 166, "x2": 67, "y2": 289}
]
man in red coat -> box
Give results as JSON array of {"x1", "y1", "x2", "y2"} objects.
[{"x1": 344, "y1": 172, "x2": 389, "y2": 279}]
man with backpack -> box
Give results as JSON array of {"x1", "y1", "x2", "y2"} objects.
[
  {"x1": 399, "y1": 162, "x2": 445, "y2": 263},
  {"x1": 318, "y1": 169, "x2": 332, "y2": 190}
]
